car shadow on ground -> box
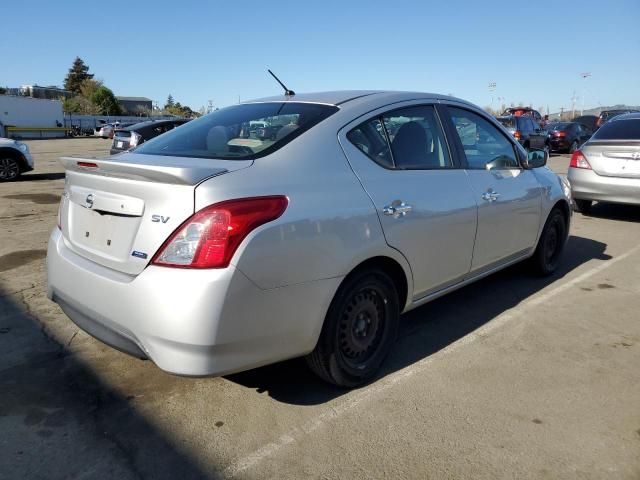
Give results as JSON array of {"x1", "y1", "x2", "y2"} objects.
[
  {"x1": 0, "y1": 292, "x2": 215, "y2": 479},
  {"x1": 227, "y1": 234, "x2": 611, "y2": 405},
  {"x1": 579, "y1": 202, "x2": 640, "y2": 223},
  {"x1": 16, "y1": 172, "x2": 66, "y2": 181}
]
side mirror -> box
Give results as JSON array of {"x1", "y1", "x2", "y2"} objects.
[{"x1": 523, "y1": 148, "x2": 547, "y2": 169}]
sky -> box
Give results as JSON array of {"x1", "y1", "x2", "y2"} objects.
[{"x1": 2, "y1": 0, "x2": 639, "y2": 115}]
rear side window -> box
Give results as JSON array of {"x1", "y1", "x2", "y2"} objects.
[
  {"x1": 347, "y1": 105, "x2": 452, "y2": 170},
  {"x1": 592, "y1": 119, "x2": 640, "y2": 140},
  {"x1": 135, "y1": 102, "x2": 338, "y2": 160}
]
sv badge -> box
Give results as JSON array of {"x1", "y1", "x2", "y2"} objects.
[{"x1": 151, "y1": 215, "x2": 170, "y2": 224}]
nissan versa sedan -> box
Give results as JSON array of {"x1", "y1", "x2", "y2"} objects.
[
  {"x1": 568, "y1": 112, "x2": 640, "y2": 213},
  {"x1": 47, "y1": 91, "x2": 571, "y2": 387}
]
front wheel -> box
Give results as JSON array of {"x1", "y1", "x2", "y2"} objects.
[
  {"x1": 306, "y1": 269, "x2": 400, "y2": 387},
  {"x1": 530, "y1": 208, "x2": 567, "y2": 276},
  {"x1": 0, "y1": 156, "x2": 20, "y2": 181}
]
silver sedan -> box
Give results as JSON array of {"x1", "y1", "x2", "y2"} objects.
[
  {"x1": 568, "y1": 112, "x2": 640, "y2": 213},
  {"x1": 47, "y1": 91, "x2": 571, "y2": 387}
]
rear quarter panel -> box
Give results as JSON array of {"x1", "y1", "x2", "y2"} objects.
[{"x1": 194, "y1": 118, "x2": 413, "y2": 295}]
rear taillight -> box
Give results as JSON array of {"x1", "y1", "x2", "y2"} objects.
[
  {"x1": 596, "y1": 118, "x2": 603, "y2": 127},
  {"x1": 77, "y1": 161, "x2": 98, "y2": 168},
  {"x1": 514, "y1": 131, "x2": 522, "y2": 140},
  {"x1": 553, "y1": 131, "x2": 566, "y2": 137},
  {"x1": 152, "y1": 196, "x2": 288, "y2": 269},
  {"x1": 569, "y1": 150, "x2": 591, "y2": 169},
  {"x1": 129, "y1": 132, "x2": 142, "y2": 148}
]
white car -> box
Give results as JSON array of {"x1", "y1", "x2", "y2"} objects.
[
  {"x1": 0, "y1": 137, "x2": 34, "y2": 181},
  {"x1": 96, "y1": 123, "x2": 119, "y2": 139}
]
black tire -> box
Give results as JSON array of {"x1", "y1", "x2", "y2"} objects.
[
  {"x1": 0, "y1": 155, "x2": 21, "y2": 182},
  {"x1": 573, "y1": 199, "x2": 592, "y2": 214},
  {"x1": 530, "y1": 208, "x2": 567, "y2": 276},
  {"x1": 306, "y1": 269, "x2": 400, "y2": 387}
]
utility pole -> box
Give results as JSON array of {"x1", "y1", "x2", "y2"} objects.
[
  {"x1": 488, "y1": 82, "x2": 496, "y2": 113},
  {"x1": 571, "y1": 91, "x2": 578, "y2": 119},
  {"x1": 580, "y1": 72, "x2": 591, "y2": 116}
]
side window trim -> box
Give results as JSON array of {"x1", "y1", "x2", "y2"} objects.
[{"x1": 439, "y1": 103, "x2": 524, "y2": 170}]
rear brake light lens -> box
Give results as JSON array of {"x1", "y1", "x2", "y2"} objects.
[
  {"x1": 569, "y1": 150, "x2": 591, "y2": 169},
  {"x1": 553, "y1": 131, "x2": 566, "y2": 137},
  {"x1": 152, "y1": 196, "x2": 288, "y2": 269},
  {"x1": 513, "y1": 131, "x2": 522, "y2": 140},
  {"x1": 77, "y1": 161, "x2": 98, "y2": 168}
]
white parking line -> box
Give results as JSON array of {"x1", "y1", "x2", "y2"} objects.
[{"x1": 223, "y1": 244, "x2": 640, "y2": 478}]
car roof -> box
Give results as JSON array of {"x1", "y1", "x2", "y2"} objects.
[
  {"x1": 119, "y1": 119, "x2": 188, "y2": 131},
  {"x1": 246, "y1": 90, "x2": 475, "y2": 108},
  {"x1": 610, "y1": 112, "x2": 640, "y2": 121}
]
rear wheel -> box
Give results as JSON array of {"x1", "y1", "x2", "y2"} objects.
[
  {"x1": 306, "y1": 269, "x2": 400, "y2": 387},
  {"x1": 530, "y1": 208, "x2": 567, "y2": 276},
  {"x1": 573, "y1": 199, "x2": 592, "y2": 214},
  {"x1": 0, "y1": 156, "x2": 20, "y2": 181}
]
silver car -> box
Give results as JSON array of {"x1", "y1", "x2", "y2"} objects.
[
  {"x1": 568, "y1": 112, "x2": 640, "y2": 213},
  {"x1": 47, "y1": 91, "x2": 571, "y2": 387}
]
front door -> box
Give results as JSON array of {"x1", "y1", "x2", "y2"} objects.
[
  {"x1": 339, "y1": 103, "x2": 477, "y2": 299},
  {"x1": 443, "y1": 105, "x2": 543, "y2": 273}
]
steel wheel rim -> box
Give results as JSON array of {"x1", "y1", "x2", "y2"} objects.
[
  {"x1": 0, "y1": 158, "x2": 19, "y2": 180},
  {"x1": 338, "y1": 287, "x2": 385, "y2": 367}
]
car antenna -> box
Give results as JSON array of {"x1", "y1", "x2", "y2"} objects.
[{"x1": 268, "y1": 69, "x2": 295, "y2": 97}]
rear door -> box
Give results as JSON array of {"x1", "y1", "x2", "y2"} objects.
[
  {"x1": 442, "y1": 105, "x2": 543, "y2": 273},
  {"x1": 339, "y1": 102, "x2": 477, "y2": 299}
]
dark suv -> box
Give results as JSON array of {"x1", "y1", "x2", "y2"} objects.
[
  {"x1": 546, "y1": 122, "x2": 592, "y2": 153},
  {"x1": 110, "y1": 119, "x2": 190, "y2": 154},
  {"x1": 496, "y1": 115, "x2": 548, "y2": 152},
  {"x1": 596, "y1": 109, "x2": 639, "y2": 129}
]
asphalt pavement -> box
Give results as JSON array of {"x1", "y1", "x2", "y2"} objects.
[{"x1": 1, "y1": 139, "x2": 639, "y2": 479}]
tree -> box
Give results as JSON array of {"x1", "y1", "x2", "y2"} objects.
[
  {"x1": 165, "y1": 94, "x2": 175, "y2": 109},
  {"x1": 90, "y1": 86, "x2": 122, "y2": 115},
  {"x1": 0, "y1": 87, "x2": 6, "y2": 95},
  {"x1": 63, "y1": 95, "x2": 99, "y2": 115},
  {"x1": 64, "y1": 57, "x2": 95, "y2": 94},
  {"x1": 79, "y1": 78, "x2": 103, "y2": 99}
]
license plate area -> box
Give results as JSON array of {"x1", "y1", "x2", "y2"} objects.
[
  {"x1": 117, "y1": 141, "x2": 124, "y2": 148},
  {"x1": 69, "y1": 205, "x2": 142, "y2": 261}
]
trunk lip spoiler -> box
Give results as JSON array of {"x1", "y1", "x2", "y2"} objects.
[{"x1": 59, "y1": 155, "x2": 251, "y2": 186}]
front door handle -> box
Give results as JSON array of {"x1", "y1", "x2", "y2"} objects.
[
  {"x1": 481, "y1": 190, "x2": 501, "y2": 202},
  {"x1": 383, "y1": 201, "x2": 413, "y2": 217}
]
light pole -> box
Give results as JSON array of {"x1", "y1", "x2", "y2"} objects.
[
  {"x1": 580, "y1": 72, "x2": 591, "y2": 116},
  {"x1": 488, "y1": 82, "x2": 496, "y2": 112}
]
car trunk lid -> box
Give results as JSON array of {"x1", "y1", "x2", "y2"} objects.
[
  {"x1": 583, "y1": 142, "x2": 640, "y2": 178},
  {"x1": 58, "y1": 153, "x2": 252, "y2": 275}
]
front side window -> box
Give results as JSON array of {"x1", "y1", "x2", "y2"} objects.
[
  {"x1": 135, "y1": 102, "x2": 338, "y2": 160},
  {"x1": 347, "y1": 105, "x2": 452, "y2": 169},
  {"x1": 447, "y1": 107, "x2": 520, "y2": 170}
]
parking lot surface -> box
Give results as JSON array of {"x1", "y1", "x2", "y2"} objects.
[{"x1": 1, "y1": 138, "x2": 639, "y2": 479}]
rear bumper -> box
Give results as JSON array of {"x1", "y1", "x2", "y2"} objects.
[
  {"x1": 47, "y1": 228, "x2": 340, "y2": 376},
  {"x1": 549, "y1": 138, "x2": 569, "y2": 151},
  {"x1": 568, "y1": 168, "x2": 640, "y2": 205}
]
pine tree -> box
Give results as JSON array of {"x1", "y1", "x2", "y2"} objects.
[
  {"x1": 165, "y1": 94, "x2": 175, "y2": 109},
  {"x1": 63, "y1": 57, "x2": 94, "y2": 95}
]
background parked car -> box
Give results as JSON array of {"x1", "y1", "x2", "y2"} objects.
[
  {"x1": 596, "y1": 109, "x2": 640, "y2": 129},
  {"x1": 568, "y1": 112, "x2": 640, "y2": 213},
  {"x1": 110, "y1": 119, "x2": 190, "y2": 154},
  {"x1": 496, "y1": 115, "x2": 548, "y2": 152},
  {"x1": 501, "y1": 107, "x2": 544, "y2": 126},
  {"x1": 546, "y1": 121, "x2": 592, "y2": 153},
  {"x1": 572, "y1": 115, "x2": 598, "y2": 132},
  {"x1": 0, "y1": 137, "x2": 34, "y2": 181}
]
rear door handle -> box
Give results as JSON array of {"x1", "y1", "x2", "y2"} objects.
[
  {"x1": 481, "y1": 191, "x2": 501, "y2": 202},
  {"x1": 383, "y1": 202, "x2": 413, "y2": 217}
]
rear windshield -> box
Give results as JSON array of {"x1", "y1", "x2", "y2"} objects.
[
  {"x1": 591, "y1": 119, "x2": 640, "y2": 140},
  {"x1": 497, "y1": 117, "x2": 516, "y2": 129},
  {"x1": 134, "y1": 102, "x2": 338, "y2": 160},
  {"x1": 547, "y1": 122, "x2": 570, "y2": 130}
]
